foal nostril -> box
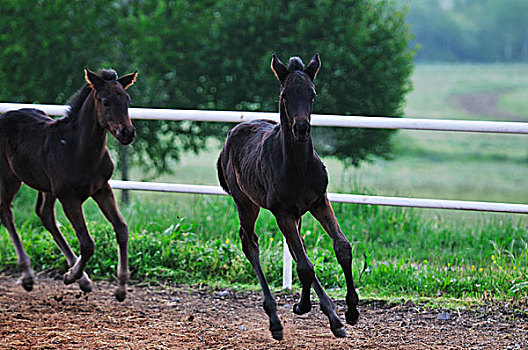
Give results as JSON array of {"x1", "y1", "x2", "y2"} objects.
[
  {"x1": 128, "y1": 126, "x2": 136, "y2": 140},
  {"x1": 119, "y1": 126, "x2": 136, "y2": 145},
  {"x1": 293, "y1": 120, "x2": 311, "y2": 137}
]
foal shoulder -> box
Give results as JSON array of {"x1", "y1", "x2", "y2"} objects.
[{"x1": 309, "y1": 150, "x2": 329, "y2": 186}]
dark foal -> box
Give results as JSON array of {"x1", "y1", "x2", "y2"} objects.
[
  {"x1": 0, "y1": 68, "x2": 137, "y2": 301},
  {"x1": 217, "y1": 54, "x2": 359, "y2": 340}
]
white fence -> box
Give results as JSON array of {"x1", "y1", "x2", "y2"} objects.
[{"x1": 2, "y1": 102, "x2": 528, "y2": 288}]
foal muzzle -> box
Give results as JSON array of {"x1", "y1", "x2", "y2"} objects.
[
  {"x1": 293, "y1": 120, "x2": 311, "y2": 142},
  {"x1": 115, "y1": 125, "x2": 136, "y2": 145}
]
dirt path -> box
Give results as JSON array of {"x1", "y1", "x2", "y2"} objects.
[
  {"x1": 448, "y1": 89, "x2": 524, "y2": 121},
  {"x1": 0, "y1": 276, "x2": 527, "y2": 349}
]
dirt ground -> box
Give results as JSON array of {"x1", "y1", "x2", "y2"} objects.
[
  {"x1": 448, "y1": 89, "x2": 523, "y2": 121},
  {"x1": 0, "y1": 275, "x2": 527, "y2": 349}
]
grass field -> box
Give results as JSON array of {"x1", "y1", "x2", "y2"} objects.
[{"x1": 1, "y1": 63, "x2": 528, "y2": 303}]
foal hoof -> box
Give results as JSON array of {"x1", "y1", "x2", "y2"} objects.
[
  {"x1": 78, "y1": 279, "x2": 93, "y2": 293},
  {"x1": 271, "y1": 329, "x2": 284, "y2": 341},
  {"x1": 331, "y1": 326, "x2": 347, "y2": 338},
  {"x1": 345, "y1": 308, "x2": 360, "y2": 326},
  {"x1": 114, "y1": 288, "x2": 127, "y2": 302},
  {"x1": 19, "y1": 275, "x2": 34, "y2": 292},
  {"x1": 293, "y1": 302, "x2": 311, "y2": 315},
  {"x1": 63, "y1": 271, "x2": 77, "y2": 285}
]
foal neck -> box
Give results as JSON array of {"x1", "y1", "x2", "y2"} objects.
[
  {"x1": 74, "y1": 92, "x2": 108, "y2": 155},
  {"x1": 279, "y1": 116, "x2": 314, "y2": 176}
]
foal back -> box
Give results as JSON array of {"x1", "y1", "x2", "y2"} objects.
[{"x1": 0, "y1": 108, "x2": 63, "y2": 192}]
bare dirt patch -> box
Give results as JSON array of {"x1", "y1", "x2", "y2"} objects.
[
  {"x1": 448, "y1": 89, "x2": 524, "y2": 121},
  {"x1": 0, "y1": 276, "x2": 527, "y2": 349}
]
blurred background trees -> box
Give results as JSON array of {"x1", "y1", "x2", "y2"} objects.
[
  {"x1": 402, "y1": 0, "x2": 528, "y2": 62},
  {"x1": 0, "y1": 0, "x2": 415, "y2": 176}
]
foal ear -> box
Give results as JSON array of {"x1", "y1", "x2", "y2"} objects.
[
  {"x1": 271, "y1": 54, "x2": 289, "y2": 83},
  {"x1": 304, "y1": 53, "x2": 321, "y2": 81},
  {"x1": 118, "y1": 70, "x2": 138, "y2": 90},
  {"x1": 84, "y1": 67, "x2": 106, "y2": 90}
]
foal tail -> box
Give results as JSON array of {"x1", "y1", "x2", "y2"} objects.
[{"x1": 216, "y1": 151, "x2": 231, "y2": 195}]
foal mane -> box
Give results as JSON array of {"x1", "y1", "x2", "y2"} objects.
[
  {"x1": 287, "y1": 57, "x2": 305, "y2": 72},
  {"x1": 65, "y1": 69, "x2": 118, "y2": 120},
  {"x1": 280, "y1": 57, "x2": 314, "y2": 94},
  {"x1": 284, "y1": 57, "x2": 313, "y2": 84}
]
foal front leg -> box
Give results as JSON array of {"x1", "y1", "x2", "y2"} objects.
[
  {"x1": 59, "y1": 197, "x2": 95, "y2": 286},
  {"x1": 275, "y1": 215, "x2": 314, "y2": 315},
  {"x1": 92, "y1": 183, "x2": 130, "y2": 302},
  {"x1": 310, "y1": 196, "x2": 360, "y2": 325},
  {"x1": 277, "y1": 213, "x2": 346, "y2": 337}
]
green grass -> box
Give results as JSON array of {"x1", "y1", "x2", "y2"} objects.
[
  {"x1": 405, "y1": 63, "x2": 528, "y2": 119},
  {"x1": 1, "y1": 183, "x2": 527, "y2": 302},
  {"x1": 1, "y1": 63, "x2": 528, "y2": 304},
  {"x1": 499, "y1": 87, "x2": 528, "y2": 116},
  {"x1": 380, "y1": 64, "x2": 528, "y2": 206}
]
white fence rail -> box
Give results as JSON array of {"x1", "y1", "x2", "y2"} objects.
[
  {"x1": 3, "y1": 102, "x2": 528, "y2": 133},
  {"x1": 107, "y1": 180, "x2": 528, "y2": 214},
  {"x1": 2, "y1": 102, "x2": 528, "y2": 288}
]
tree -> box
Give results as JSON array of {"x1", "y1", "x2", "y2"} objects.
[
  {"x1": 112, "y1": 0, "x2": 217, "y2": 178},
  {"x1": 0, "y1": 0, "x2": 415, "y2": 176},
  {"x1": 194, "y1": 0, "x2": 415, "y2": 166},
  {"x1": 0, "y1": 0, "x2": 121, "y2": 103}
]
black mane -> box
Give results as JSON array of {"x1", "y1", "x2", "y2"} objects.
[{"x1": 65, "y1": 69, "x2": 118, "y2": 119}]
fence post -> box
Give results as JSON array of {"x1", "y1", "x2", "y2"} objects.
[{"x1": 282, "y1": 236, "x2": 292, "y2": 289}]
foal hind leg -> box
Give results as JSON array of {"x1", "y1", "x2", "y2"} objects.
[
  {"x1": 310, "y1": 196, "x2": 360, "y2": 325},
  {"x1": 92, "y1": 184, "x2": 130, "y2": 302},
  {"x1": 58, "y1": 197, "x2": 95, "y2": 286},
  {"x1": 235, "y1": 197, "x2": 283, "y2": 340},
  {"x1": 0, "y1": 178, "x2": 34, "y2": 291},
  {"x1": 35, "y1": 192, "x2": 92, "y2": 292}
]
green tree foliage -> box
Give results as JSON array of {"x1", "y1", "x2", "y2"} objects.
[
  {"x1": 112, "y1": 0, "x2": 218, "y2": 177},
  {"x1": 0, "y1": 0, "x2": 415, "y2": 174},
  {"x1": 0, "y1": 0, "x2": 120, "y2": 103}
]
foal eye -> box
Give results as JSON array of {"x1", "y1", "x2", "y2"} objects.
[{"x1": 102, "y1": 99, "x2": 111, "y2": 107}]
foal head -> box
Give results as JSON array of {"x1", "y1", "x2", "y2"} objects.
[
  {"x1": 271, "y1": 54, "x2": 321, "y2": 142},
  {"x1": 84, "y1": 68, "x2": 138, "y2": 145}
]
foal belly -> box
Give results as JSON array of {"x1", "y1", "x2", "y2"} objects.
[
  {"x1": 268, "y1": 188, "x2": 321, "y2": 216},
  {"x1": 9, "y1": 158, "x2": 52, "y2": 193}
]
